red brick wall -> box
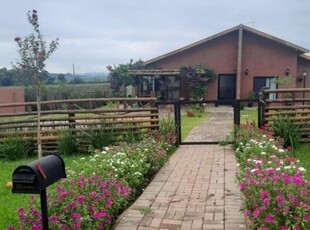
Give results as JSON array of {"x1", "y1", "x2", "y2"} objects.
[
  {"x1": 147, "y1": 30, "x2": 308, "y2": 100},
  {"x1": 0, "y1": 87, "x2": 25, "y2": 114}
]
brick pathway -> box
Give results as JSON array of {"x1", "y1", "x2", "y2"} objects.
[{"x1": 114, "y1": 145, "x2": 246, "y2": 230}]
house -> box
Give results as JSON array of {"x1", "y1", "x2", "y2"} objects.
[{"x1": 129, "y1": 24, "x2": 310, "y2": 101}]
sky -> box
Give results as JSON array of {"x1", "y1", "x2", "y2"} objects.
[{"x1": 1, "y1": 0, "x2": 310, "y2": 74}]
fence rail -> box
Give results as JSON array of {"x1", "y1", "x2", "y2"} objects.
[
  {"x1": 261, "y1": 88, "x2": 310, "y2": 143},
  {"x1": 0, "y1": 97, "x2": 159, "y2": 154}
]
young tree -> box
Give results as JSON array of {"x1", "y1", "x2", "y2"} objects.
[{"x1": 13, "y1": 10, "x2": 59, "y2": 158}]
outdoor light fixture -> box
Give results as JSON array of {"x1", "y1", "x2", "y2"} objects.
[
  {"x1": 244, "y1": 68, "x2": 249, "y2": 76},
  {"x1": 285, "y1": 68, "x2": 290, "y2": 76}
]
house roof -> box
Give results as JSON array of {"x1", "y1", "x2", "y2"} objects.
[
  {"x1": 128, "y1": 69, "x2": 180, "y2": 76},
  {"x1": 144, "y1": 24, "x2": 309, "y2": 65}
]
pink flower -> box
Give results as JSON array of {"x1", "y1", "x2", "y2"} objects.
[
  {"x1": 259, "y1": 227, "x2": 268, "y2": 230},
  {"x1": 50, "y1": 216, "x2": 58, "y2": 222},
  {"x1": 70, "y1": 202, "x2": 77, "y2": 208},
  {"x1": 71, "y1": 212, "x2": 81, "y2": 219},
  {"x1": 91, "y1": 191, "x2": 98, "y2": 198},
  {"x1": 244, "y1": 210, "x2": 251, "y2": 216},
  {"x1": 260, "y1": 190, "x2": 269, "y2": 199},
  {"x1": 253, "y1": 209, "x2": 261, "y2": 218},
  {"x1": 240, "y1": 183, "x2": 246, "y2": 190},
  {"x1": 263, "y1": 198, "x2": 270, "y2": 205},
  {"x1": 293, "y1": 174, "x2": 304, "y2": 185},
  {"x1": 93, "y1": 210, "x2": 107, "y2": 219},
  {"x1": 76, "y1": 195, "x2": 85, "y2": 204},
  {"x1": 17, "y1": 207, "x2": 25, "y2": 213},
  {"x1": 7, "y1": 227, "x2": 16, "y2": 230},
  {"x1": 77, "y1": 181, "x2": 84, "y2": 187},
  {"x1": 31, "y1": 226, "x2": 42, "y2": 230},
  {"x1": 74, "y1": 221, "x2": 82, "y2": 228}
]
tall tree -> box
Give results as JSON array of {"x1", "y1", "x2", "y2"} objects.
[{"x1": 13, "y1": 10, "x2": 59, "y2": 158}]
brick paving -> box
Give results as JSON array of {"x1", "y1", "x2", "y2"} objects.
[{"x1": 114, "y1": 145, "x2": 246, "y2": 230}]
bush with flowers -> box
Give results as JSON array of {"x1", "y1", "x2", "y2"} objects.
[
  {"x1": 8, "y1": 130, "x2": 177, "y2": 230},
  {"x1": 234, "y1": 123, "x2": 310, "y2": 229}
]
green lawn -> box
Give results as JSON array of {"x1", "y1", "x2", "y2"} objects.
[
  {"x1": 181, "y1": 112, "x2": 209, "y2": 141},
  {"x1": 0, "y1": 155, "x2": 86, "y2": 229},
  {"x1": 292, "y1": 144, "x2": 310, "y2": 179},
  {"x1": 240, "y1": 108, "x2": 258, "y2": 125}
]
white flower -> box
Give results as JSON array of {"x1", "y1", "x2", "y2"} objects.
[
  {"x1": 134, "y1": 172, "x2": 143, "y2": 176},
  {"x1": 250, "y1": 169, "x2": 258, "y2": 173},
  {"x1": 261, "y1": 152, "x2": 266, "y2": 155},
  {"x1": 299, "y1": 167, "x2": 306, "y2": 172},
  {"x1": 284, "y1": 166, "x2": 291, "y2": 169},
  {"x1": 90, "y1": 158, "x2": 95, "y2": 162},
  {"x1": 94, "y1": 154, "x2": 100, "y2": 158},
  {"x1": 101, "y1": 151, "x2": 107, "y2": 154},
  {"x1": 276, "y1": 168, "x2": 281, "y2": 171},
  {"x1": 236, "y1": 163, "x2": 240, "y2": 167},
  {"x1": 104, "y1": 147, "x2": 110, "y2": 151},
  {"x1": 80, "y1": 157, "x2": 85, "y2": 160},
  {"x1": 278, "y1": 149, "x2": 285, "y2": 153}
]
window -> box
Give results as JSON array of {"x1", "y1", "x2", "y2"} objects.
[{"x1": 253, "y1": 77, "x2": 277, "y2": 99}]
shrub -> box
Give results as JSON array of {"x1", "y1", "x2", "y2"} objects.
[
  {"x1": 57, "y1": 130, "x2": 79, "y2": 156},
  {"x1": 271, "y1": 116, "x2": 305, "y2": 149},
  {"x1": 82, "y1": 121, "x2": 115, "y2": 150},
  {"x1": 0, "y1": 135, "x2": 31, "y2": 160},
  {"x1": 13, "y1": 176, "x2": 130, "y2": 230}
]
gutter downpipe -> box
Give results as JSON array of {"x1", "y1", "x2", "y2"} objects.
[{"x1": 236, "y1": 25, "x2": 243, "y2": 99}]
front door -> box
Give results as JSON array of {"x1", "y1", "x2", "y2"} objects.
[{"x1": 218, "y1": 74, "x2": 236, "y2": 99}]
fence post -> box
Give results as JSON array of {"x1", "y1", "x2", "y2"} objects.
[
  {"x1": 258, "y1": 91, "x2": 263, "y2": 128},
  {"x1": 233, "y1": 100, "x2": 240, "y2": 125},
  {"x1": 174, "y1": 102, "x2": 181, "y2": 146}
]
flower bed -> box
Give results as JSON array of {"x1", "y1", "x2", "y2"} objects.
[
  {"x1": 8, "y1": 129, "x2": 177, "y2": 230},
  {"x1": 234, "y1": 124, "x2": 310, "y2": 229}
]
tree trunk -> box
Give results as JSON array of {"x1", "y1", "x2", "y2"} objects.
[{"x1": 36, "y1": 88, "x2": 42, "y2": 158}]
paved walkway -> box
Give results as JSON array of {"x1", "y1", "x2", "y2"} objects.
[
  {"x1": 184, "y1": 107, "x2": 234, "y2": 143},
  {"x1": 114, "y1": 145, "x2": 246, "y2": 230}
]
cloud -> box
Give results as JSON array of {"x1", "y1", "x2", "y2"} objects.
[{"x1": 0, "y1": 0, "x2": 310, "y2": 73}]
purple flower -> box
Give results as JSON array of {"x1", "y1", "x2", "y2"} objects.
[
  {"x1": 74, "y1": 221, "x2": 82, "y2": 228},
  {"x1": 253, "y1": 209, "x2": 261, "y2": 218},
  {"x1": 31, "y1": 226, "x2": 42, "y2": 230}
]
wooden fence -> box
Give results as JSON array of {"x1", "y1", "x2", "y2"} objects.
[
  {"x1": 261, "y1": 88, "x2": 310, "y2": 142},
  {"x1": 0, "y1": 97, "x2": 159, "y2": 154}
]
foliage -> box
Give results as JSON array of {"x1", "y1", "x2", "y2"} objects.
[
  {"x1": 82, "y1": 121, "x2": 115, "y2": 150},
  {"x1": 107, "y1": 59, "x2": 144, "y2": 94},
  {"x1": 234, "y1": 123, "x2": 310, "y2": 229},
  {"x1": 57, "y1": 130, "x2": 79, "y2": 156},
  {"x1": 271, "y1": 116, "x2": 305, "y2": 150},
  {"x1": 13, "y1": 9, "x2": 59, "y2": 158},
  {"x1": 180, "y1": 65, "x2": 216, "y2": 100},
  {"x1": 0, "y1": 135, "x2": 32, "y2": 160},
  {"x1": 248, "y1": 90, "x2": 256, "y2": 99},
  {"x1": 13, "y1": 10, "x2": 59, "y2": 90}
]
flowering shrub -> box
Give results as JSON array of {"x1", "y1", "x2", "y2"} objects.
[
  {"x1": 9, "y1": 135, "x2": 176, "y2": 229},
  {"x1": 234, "y1": 124, "x2": 310, "y2": 229},
  {"x1": 13, "y1": 176, "x2": 130, "y2": 230}
]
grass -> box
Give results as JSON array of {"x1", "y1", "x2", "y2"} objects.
[
  {"x1": 240, "y1": 108, "x2": 258, "y2": 125},
  {"x1": 292, "y1": 144, "x2": 310, "y2": 179},
  {"x1": 0, "y1": 154, "x2": 86, "y2": 229},
  {"x1": 181, "y1": 112, "x2": 209, "y2": 141}
]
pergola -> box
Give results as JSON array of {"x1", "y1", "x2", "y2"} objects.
[{"x1": 127, "y1": 69, "x2": 182, "y2": 101}]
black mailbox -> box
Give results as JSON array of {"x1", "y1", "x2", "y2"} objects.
[{"x1": 12, "y1": 154, "x2": 66, "y2": 194}]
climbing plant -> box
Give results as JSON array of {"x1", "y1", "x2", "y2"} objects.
[
  {"x1": 107, "y1": 59, "x2": 144, "y2": 96},
  {"x1": 180, "y1": 65, "x2": 216, "y2": 100}
]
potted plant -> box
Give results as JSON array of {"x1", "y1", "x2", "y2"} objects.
[{"x1": 247, "y1": 90, "x2": 256, "y2": 107}]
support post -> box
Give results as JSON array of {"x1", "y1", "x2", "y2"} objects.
[{"x1": 40, "y1": 189, "x2": 49, "y2": 230}]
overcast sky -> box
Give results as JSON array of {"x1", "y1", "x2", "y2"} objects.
[{"x1": 1, "y1": 0, "x2": 309, "y2": 74}]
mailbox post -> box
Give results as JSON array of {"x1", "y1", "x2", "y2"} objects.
[{"x1": 12, "y1": 154, "x2": 66, "y2": 230}]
